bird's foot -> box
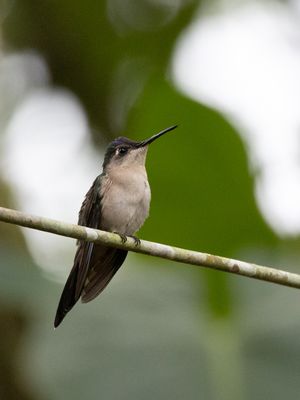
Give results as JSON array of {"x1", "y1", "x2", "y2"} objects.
[
  {"x1": 128, "y1": 235, "x2": 141, "y2": 247},
  {"x1": 113, "y1": 232, "x2": 127, "y2": 244}
]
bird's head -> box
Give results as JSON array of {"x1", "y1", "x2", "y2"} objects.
[{"x1": 103, "y1": 125, "x2": 177, "y2": 171}]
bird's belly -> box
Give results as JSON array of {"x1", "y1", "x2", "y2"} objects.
[{"x1": 100, "y1": 178, "x2": 151, "y2": 235}]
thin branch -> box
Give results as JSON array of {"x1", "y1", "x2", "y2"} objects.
[{"x1": 0, "y1": 206, "x2": 299, "y2": 289}]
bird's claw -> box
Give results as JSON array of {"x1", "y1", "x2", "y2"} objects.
[
  {"x1": 113, "y1": 232, "x2": 140, "y2": 246},
  {"x1": 128, "y1": 235, "x2": 141, "y2": 247},
  {"x1": 114, "y1": 232, "x2": 127, "y2": 244}
]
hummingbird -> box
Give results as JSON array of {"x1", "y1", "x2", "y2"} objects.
[{"x1": 54, "y1": 125, "x2": 177, "y2": 327}]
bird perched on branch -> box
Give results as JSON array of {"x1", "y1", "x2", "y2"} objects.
[{"x1": 54, "y1": 125, "x2": 177, "y2": 327}]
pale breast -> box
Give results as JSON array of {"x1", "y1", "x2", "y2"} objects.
[{"x1": 100, "y1": 166, "x2": 151, "y2": 235}]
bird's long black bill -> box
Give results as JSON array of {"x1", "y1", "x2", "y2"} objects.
[{"x1": 138, "y1": 125, "x2": 177, "y2": 147}]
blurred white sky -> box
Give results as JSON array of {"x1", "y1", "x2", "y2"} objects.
[
  {"x1": 0, "y1": 53, "x2": 101, "y2": 276},
  {"x1": 172, "y1": 0, "x2": 300, "y2": 235},
  {"x1": 1, "y1": 0, "x2": 300, "y2": 274}
]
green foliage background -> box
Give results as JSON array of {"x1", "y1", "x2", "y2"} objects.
[{"x1": 1, "y1": 1, "x2": 300, "y2": 399}]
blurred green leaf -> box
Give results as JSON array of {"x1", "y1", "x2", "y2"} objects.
[
  {"x1": 127, "y1": 77, "x2": 278, "y2": 316},
  {"x1": 3, "y1": 0, "x2": 199, "y2": 139}
]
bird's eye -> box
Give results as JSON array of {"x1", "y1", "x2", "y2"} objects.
[{"x1": 118, "y1": 147, "x2": 128, "y2": 155}]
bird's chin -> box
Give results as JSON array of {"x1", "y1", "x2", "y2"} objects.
[{"x1": 130, "y1": 146, "x2": 148, "y2": 165}]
